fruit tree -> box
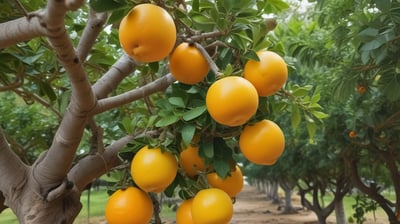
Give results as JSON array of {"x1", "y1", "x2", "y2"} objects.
[{"x1": 0, "y1": 0, "x2": 326, "y2": 223}]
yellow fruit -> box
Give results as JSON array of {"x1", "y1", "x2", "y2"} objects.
[
  {"x1": 239, "y1": 119, "x2": 285, "y2": 165},
  {"x1": 131, "y1": 146, "x2": 178, "y2": 193},
  {"x1": 206, "y1": 165, "x2": 244, "y2": 197},
  {"x1": 244, "y1": 50, "x2": 288, "y2": 97},
  {"x1": 169, "y1": 42, "x2": 210, "y2": 84},
  {"x1": 191, "y1": 188, "x2": 233, "y2": 224},
  {"x1": 105, "y1": 187, "x2": 153, "y2": 224},
  {"x1": 179, "y1": 144, "x2": 207, "y2": 177},
  {"x1": 119, "y1": 4, "x2": 176, "y2": 62},
  {"x1": 176, "y1": 198, "x2": 195, "y2": 224},
  {"x1": 205, "y1": 76, "x2": 259, "y2": 127}
]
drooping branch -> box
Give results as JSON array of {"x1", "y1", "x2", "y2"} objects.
[
  {"x1": 0, "y1": 127, "x2": 28, "y2": 198},
  {"x1": 92, "y1": 73, "x2": 175, "y2": 115}
]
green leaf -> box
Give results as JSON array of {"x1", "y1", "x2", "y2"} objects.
[
  {"x1": 243, "y1": 50, "x2": 259, "y2": 61},
  {"x1": 213, "y1": 158, "x2": 230, "y2": 179},
  {"x1": 183, "y1": 105, "x2": 206, "y2": 121},
  {"x1": 291, "y1": 105, "x2": 301, "y2": 130},
  {"x1": 181, "y1": 124, "x2": 196, "y2": 147},
  {"x1": 89, "y1": 0, "x2": 125, "y2": 12},
  {"x1": 374, "y1": 0, "x2": 391, "y2": 12},
  {"x1": 306, "y1": 119, "x2": 317, "y2": 142},
  {"x1": 357, "y1": 27, "x2": 379, "y2": 41},
  {"x1": 200, "y1": 141, "x2": 214, "y2": 159},
  {"x1": 312, "y1": 111, "x2": 329, "y2": 120},
  {"x1": 39, "y1": 81, "x2": 57, "y2": 102},
  {"x1": 58, "y1": 90, "x2": 71, "y2": 113},
  {"x1": 169, "y1": 97, "x2": 185, "y2": 108},
  {"x1": 155, "y1": 115, "x2": 180, "y2": 127},
  {"x1": 223, "y1": 64, "x2": 233, "y2": 76}
]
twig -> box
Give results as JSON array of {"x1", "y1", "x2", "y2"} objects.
[
  {"x1": 193, "y1": 42, "x2": 222, "y2": 78},
  {"x1": 14, "y1": 0, "x2": 29, "y2": 17}
]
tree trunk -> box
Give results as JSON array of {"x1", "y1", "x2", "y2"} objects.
[
  {"x1": 266, "y1": 181, "x2": 281, "y2": 204},
  {"x1": 280, "y1": 180, "x2": 296, "y2": 213},
  {"x1": 335, "y1": 198, "x2": 347, "y2": 224}
]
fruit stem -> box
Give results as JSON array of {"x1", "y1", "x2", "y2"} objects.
[{"x1": 193, "y1": 42, "x2": 222, "y2": 78}]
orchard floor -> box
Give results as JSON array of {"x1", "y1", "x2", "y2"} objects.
[{"x1": 83, "y1": 185, "x2": 388, "y2": 224}]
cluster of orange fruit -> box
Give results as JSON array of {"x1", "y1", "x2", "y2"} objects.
[
  {"x1": 106, "y1": 3, "x2": 289, "y2": 223},
  {"x1": 105, "y1": 143, "x2": 243, "y2": 224}
]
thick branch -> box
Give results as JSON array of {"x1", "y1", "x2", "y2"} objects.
[
  {"x1": 69, "y1": 130, "x2": 160, "y2": 191},
  {"x1": 34, "y1": 6, "x2": 97, "y2": 188},
  {"x1": 0, "y1": 127, "x2": 28, "y2": 198},
  {"x1": 92, "y1": 73, "x2": 175, "y2": 115},
  {"x1": 0, "y1": 14, "x2": 45, "y2": 49},
  {"x1": 68, "y1": 135, "x2": 133, "y2": 191}
]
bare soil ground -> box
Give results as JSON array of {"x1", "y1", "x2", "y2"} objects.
[{"x1": 82, "y1": 185, "x2": 388, "y2": 224}]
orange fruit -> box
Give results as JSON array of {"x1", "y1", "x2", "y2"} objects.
[
  {"x1": 356, "y1": 85, "x2": 366, "y2": 94},
  {"x1": 206, "y1": 165, "x2": 244, "y2": 197},
  {"x1": 349, "y1": 131, "x2": 357, "y2": 138},
  {"x1": 169, "y1": 42, "x2": 210, "y2": 84},
  {"x1": 244, "y1": 50, "x2": 288, "y2": 97},
  {"x1": 105, "y1": 186, "x2": 153, "y2": 224},
  {"x1": 239, "y1": 119, "x2": 285, "y2": 165},
  {"x1": 131, "y1": 146, "x2": 178, "y2": 193},
  {"x1": 179, "y1": 144, "x2": 207, "y2": 177},
  {"x1": 191, "y1": 188, "x2": 233, "y2": 224},
  {"x1": 119, "y1": 4, "x2": 176, "y2": 63},
  {"x1": 205, "y1": 76, "x2": 259, "y2": 127},
  {"x1": 176, "y1": 198, "x2": 195, "y2": 224}
]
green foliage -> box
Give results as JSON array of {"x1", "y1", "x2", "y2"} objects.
[{"x1": 351, "y1": 194, "x2": 379, "y2": 224}]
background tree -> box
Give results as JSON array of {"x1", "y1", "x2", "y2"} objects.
[{"x1": 0, "y1": 0, "x2": 326, "y2": 223}]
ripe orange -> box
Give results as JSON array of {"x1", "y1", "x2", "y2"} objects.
[
  {"x1": 205, "y1": 76, "x2": 259, "y2": 127},
  {"x1": 131, "y1": 146, "x2": 178, "y2": 193},
  {"x1": 356, "y1": 85, "x2": 366, "y2": 94},
  {"x1": 191, "y1": 188, "x2": 233, "y2": 224},
  {"x1": 105, "y1": 187, "x2": 153, "y2": 224},
  {"x1": 239, "y1": 119, "x2": 285, "y2": 165},
  {"x1": 244, "y1": 50, "x2": 288, "y2": 97},
  {"x1": 206, "y1": 165, "x2": 244, "y2": 197},
  {"x1": 119, "y1": 4, "x2": 176, "y2": 63},
  {"x1": 176, "y1": 198, "x2": 195, "y2": 224},
  {"x1": 349, "y1": 131, "x2": 357, "y2": 138},
  {"x1": 169, "y1": 42, "x2": 210, "y2": 84},
  {"x1": 179, "y1": 144, "x2": 207, "y2": 177}
]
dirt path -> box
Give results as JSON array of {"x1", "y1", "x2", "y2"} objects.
[
  {"x1": 232, "y1": 185, "x2": 387, "y2": 224},
  {"x1": 231, "y1": 185, "x2": 324, "y2": 224}
]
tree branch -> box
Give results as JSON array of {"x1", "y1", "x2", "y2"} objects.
[
  {"x1": 92, "y1": 73, "x2": 175, "y2": 115},
  {"x1": 92, "y1": 54, "x2": 137, "y2": 99},
  {"x1": 0, "y1": 127, "x2": 28, "y2": 199},
  {"x1": 0, "y1": 13, "x2": 45, "y2": 49},
  {"x1": 33, "y1": 0, "x2": 97, "y2": 190},
  {"x1": 69, "y1": 130, "x2": 160, "y2": 191},
  {"x1": 76, "y1": 9, "x2": 108, "y2": 62}
]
